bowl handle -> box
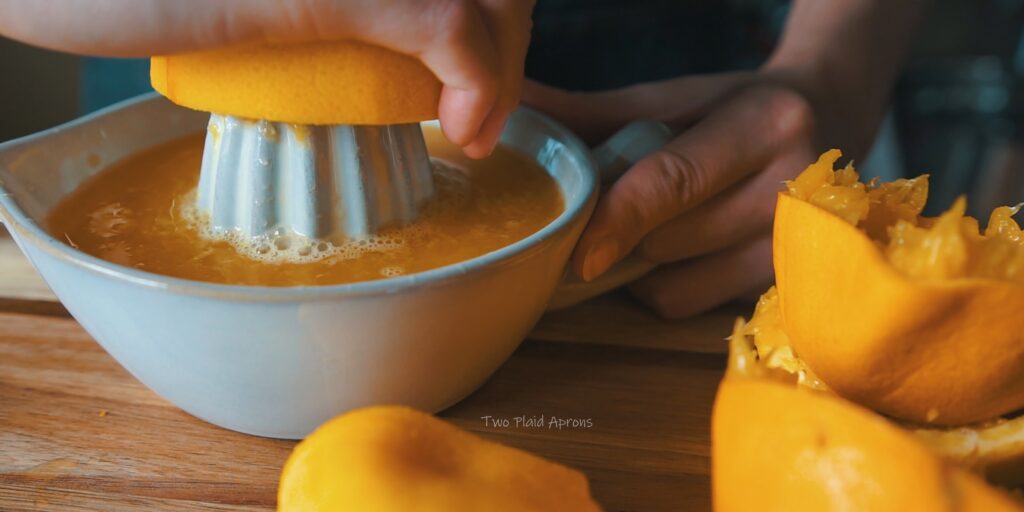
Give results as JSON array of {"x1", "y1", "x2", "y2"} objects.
[{"x1": 547, "y1": 120, "x2": 673, "y2": 311}]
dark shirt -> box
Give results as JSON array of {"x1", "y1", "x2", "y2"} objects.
[{"x1": 526, "y1": 0, "x2": 753, "y2": 90}]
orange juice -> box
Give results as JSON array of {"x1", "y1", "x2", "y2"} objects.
[{"x1": 47, "y1": 128, "x2": 563, "y2": 286}]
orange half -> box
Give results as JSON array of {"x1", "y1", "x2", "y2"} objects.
[{"x1": 151, "y1": 40, "x2": 442, "y2": 125}]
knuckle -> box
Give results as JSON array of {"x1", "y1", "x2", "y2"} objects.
[
  {"x1": 426, "y1": 0, "x2": 500, "y2": 92},
  {"x1": 651, "y1": 149, "x2": 706, "y2": 208},
  {"x1": 760, "y1": 86, "x2": 816, "y2": 141},
  {"x1": 616, "y1": 150, "x2": 704, "y2": 234}
]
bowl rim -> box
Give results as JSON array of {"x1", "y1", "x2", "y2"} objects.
[{"x1": 0, "y1": 93, "x2": 598, "y2": 302}]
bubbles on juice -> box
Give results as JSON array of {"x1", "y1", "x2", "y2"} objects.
[{"x1": 178, "y1": 192, "x2": 425, "y2": 266}]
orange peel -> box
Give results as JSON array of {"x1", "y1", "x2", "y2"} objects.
[
  {"x1": 774, "y1": 150, "x2": 1024, "y2": 425},
  {"x1": 151, "y1": 41, "x2": 442, "y2": 125}
]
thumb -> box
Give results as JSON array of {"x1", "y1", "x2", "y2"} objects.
[{"x1": 572, "y1": 85, "x2": 815, "y2": 282}]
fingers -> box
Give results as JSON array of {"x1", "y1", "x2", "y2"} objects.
[
  {"x1": 637, "y1": 144, "x2": 817, "y2": 263},
  {"x1": 0, "y1": 0, "x2": 249, "y2": 55},
  {"x1": 461, "y1": 0, "x2": 535, "y2": 157},
  {"x1": 521, "y1": 72, "x2": 753, "y2": 144},
  {"x1": 270, "y1": 0, "x2": 526, "y2": 155},
  {"x1": 0, "y1": 0, "x2": 523, "y2": 155},
  {"x1": 0, "y1": 1, "x2": 482, "y2": 56},
  {"x1": 411, "y1": 0, "x2": 500, "y2": 148},
  {"x1": 629, "y1": 234, "x2": 774, "y2": 319},
  {"x1": 572, "y1": 85, "x2": 815, "y2": 282},
  {"x1": 312, "y1": 0, "x2": 500, "y2": 150}
]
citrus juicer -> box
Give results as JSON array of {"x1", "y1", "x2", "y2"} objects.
[
  {"x1": 198, "y1": 116, "x2": 433, "y2": 244},
  {"x1": 150, "y1": 41, "x2": 445, "y2": 248}
]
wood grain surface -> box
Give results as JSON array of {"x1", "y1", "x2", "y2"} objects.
[{"x1": 0, "y1": 228, "x2": 738, "y2": 511}]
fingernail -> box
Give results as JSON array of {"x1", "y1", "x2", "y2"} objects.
[
  {"x1": 463, "y1": 137, "x2": 497, "y2": 159},
  {"x1": 582, "y1": 238, "x2": 619, "y2": 282},
  {"x1": 461, "y1": 144, "x2": 490, "y2": 160}
]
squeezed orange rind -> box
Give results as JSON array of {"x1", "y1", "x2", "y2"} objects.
[{"x1": 775, "y1": 150, "x2": 1024, "y2": 425}]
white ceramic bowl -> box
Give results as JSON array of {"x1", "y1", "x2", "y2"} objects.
[{"x1": 0, "y1": 94, "x2": 668, "y2": 438}]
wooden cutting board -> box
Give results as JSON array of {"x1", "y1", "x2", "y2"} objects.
[{"x1": 0, "y1": 228, "x2": 738, "y2": 511}]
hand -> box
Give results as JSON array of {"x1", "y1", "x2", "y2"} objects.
[
  {"x1": 524, "y1": 0, "x2": 925, "y2": 319},
  {"x1": 523, "y1": 72, "x2": 844, "y2": 318},
  {"x1": 0, "y1": 0, "x2": 535, "y2": 157}
]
